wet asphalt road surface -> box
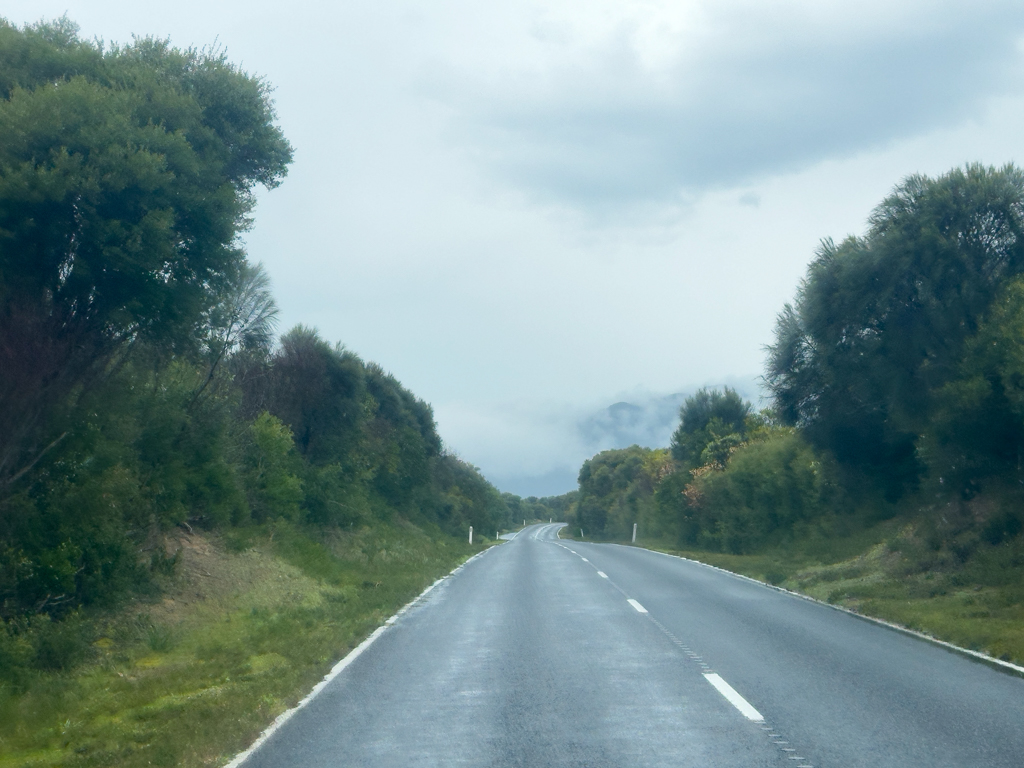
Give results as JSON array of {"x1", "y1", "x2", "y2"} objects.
[{"x1": 238, "y1": 523, "x2": 1024, "y2": 767}]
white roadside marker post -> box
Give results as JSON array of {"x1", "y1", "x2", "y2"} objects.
[
  {"x1": 469, "y1": 526, "x2": 473, "y2": 544},
  {"x1": 580, "y1": 528, "x2": 584, "y2": 539},
  {"x1": 632, "y1": 523, "x2": 637, "y2": 543}
]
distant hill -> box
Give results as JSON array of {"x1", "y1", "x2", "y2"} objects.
[{"x1": 490, "y1": 376, "x2": 764, "y2": 496}]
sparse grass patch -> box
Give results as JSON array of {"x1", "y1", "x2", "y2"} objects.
[{"x1": 0, "y1": 521, "x2": 485, "y2": 767}]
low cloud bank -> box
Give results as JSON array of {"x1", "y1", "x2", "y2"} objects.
[{"x1": 436, "y1": 376, "x2": 763, "y2": 497}]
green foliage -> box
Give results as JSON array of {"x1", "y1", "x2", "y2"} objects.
[
  {"x1": 0, "y1": 320, "x2": 509, "y2": 624},
  {"x1": 681, "y1": 430, "x2": 839, "y2": 553},
  {"x1": 920, "y1": 276, "x2": 1024, "y2": 499},
  {"x1": 242, "y1": 413, "x2": 303, "y2": 523},
  {"x1": 301, "y1": 463, "x2": 368, "y2": 528},
  {"x1": 0, "y1": 18, "x2": 292, "y2": 486},
  {"x1": 0, "y1": 356, "x2": 250, "y2": 618},
  {"x1": 535, "y1": 490, "x2": 578, "y2": 522},
  {"x1": 196, "y1": 261, "x2": 280, "y2": 404},
  {"x1": 558, "y1": 406, "x2": 853, "y2": 555},
  {"x1": 670, "y1": 387, "x2": 751, "y2": 469},
  {"x1": 551, "y1": 164, "x2": 1024, "y2": 579},
  {"x1": 362, "y1": 363, "x2": 439, "y2": 507},
  {"x1": 766, "y1": 164, "x2": 1024, "y2": 498},
  {"x1": 0, "y1": 19, "x2": 505, "y2": 638},
  {"x1": 576, "y1": 446, "x2": 672, "y2": 539},
  {"x1": 428, "y1": 455, "x2": 512, "y2": 535},
  {"x1": 266, "y1": 326, "x2": 367, "y2": 466},
  {"x1": 503, "y1": 492, "x2": 570, "y2": 528}
]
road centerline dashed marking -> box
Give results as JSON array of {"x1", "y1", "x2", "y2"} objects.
[
  {"x1": 627, "y1": 598, "x2": 648, "y2": 614},
  {"x1": 703, "y1": 673, "x2": 764, "y2": 722},
  {"x1": 548, "y1": 536, "x2": 811, "y2": 765},
  {"x1": 548, "y1": 535, "x2": 813, "y2": 766}
]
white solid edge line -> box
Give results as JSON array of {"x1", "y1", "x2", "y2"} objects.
[
  {"x1": 634, "y1": 545, "x2": 1024, "y2": 679},
  {"x1": 597, "y1": 571, "x2": 608, "y2": 578},
  {"x1": 580, "y1": 558, "x2": 589, "y2": 562},
  {"x1": 704, "y1": 673, "x2": 764, "y2": 721},
  {"x1": 222, "y1": 548, "x2": 490, "y2": 768},
  {"x1": 627, "y1": 598, "x2": 648, "y2": 613}
]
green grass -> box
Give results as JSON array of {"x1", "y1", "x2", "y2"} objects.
[
  {"x1": 0, "y1": 521, "x2": 490, "y2": 767},
  {"x1": 635, "y1": 521, "x2": 1024, "y2": 667}
]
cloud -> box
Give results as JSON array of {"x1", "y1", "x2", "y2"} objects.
[
  {"x1": 431, "y1": 0, "x2": 1024, "y2": 208},
  {"x1": 435, "y1": 376, "x2": 765, "y2": 497},
  {"x1": 577, "y1": 395, "x2": 687, "y2": 453}
]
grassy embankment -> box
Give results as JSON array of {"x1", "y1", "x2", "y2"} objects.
[
  {"x1": 0, "y1": 521, "x2": 492, "y2": 768},
  {"x1": 561, "y1": 522, "x2": 1024, "y2": 666}
]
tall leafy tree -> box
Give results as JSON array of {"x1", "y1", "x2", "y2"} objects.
[
  {"x1": 669, "y1": 387, "x2": 751, "y2": 469},
  {"x1": 921, "y1": 275, "x2": 1024, "y2": 499},
  {"x1": 267, "y1": 327, "x2": 366, "y2": 466},
  {"x1": 0, "y1": 18, "x2": 292, "y2": 487},
  {"x1": 363, "y1": 363, "x2": 441, "y2": 505},
  {"x1": 766, "y1": 164, "x2": 1024, "y2": 496}
]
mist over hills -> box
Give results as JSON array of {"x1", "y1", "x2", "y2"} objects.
[
  {"x1": 487, "y1": 376, "x2": 764, "y2": 497},
  {"x1": 578, "y1": 395, "x2": 688, "y2": 453}
]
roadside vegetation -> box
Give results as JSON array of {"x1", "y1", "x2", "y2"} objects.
[
  {"x1": 551, "y1": 164, "x2": 1024, "y2": 667},
  {"x1": 0, "y1": 520, "x2": 489, "y2": 767},
  {"x1": 0, "y1": 18, "x2": 517, "y2": 765}
]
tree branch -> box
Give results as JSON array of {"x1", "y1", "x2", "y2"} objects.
[{"x1": 5, "y1": 431, "x2": 68, "y2": 486}]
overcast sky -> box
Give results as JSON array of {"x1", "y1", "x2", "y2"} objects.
[{"x1": 9, "y1": 1, "x2": 1024, "y2": 494}]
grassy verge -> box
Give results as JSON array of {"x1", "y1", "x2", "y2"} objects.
[
  {"x1": 0, "y1": 520, "x2": 490, "y2": 767},
  {"x1": 635, "y1": 522, "x2": 1024, "y2": 667}
]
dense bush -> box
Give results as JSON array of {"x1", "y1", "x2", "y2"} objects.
[
  {"x1": 0, "y1": 21, "x2": 514, "y2": 641},
  {"x1": 681, "y1": 431, "x2": 839, "y2": 552},
  {"x1": 574, "y1": 446, "x2": 672, "y2": 540},
  {"x1": 0, "y1": 329, "x2": 515, "y2": 622},
  {"x1": 766, "y1": 164, "x2": 1024, "y2": 499}
]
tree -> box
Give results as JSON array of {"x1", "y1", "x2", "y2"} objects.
[
  {"x1": 242, "y1": 412, "x2": 303, "y2": 522},
  {"x1": 267, "y1": 327, "x2": 366, "y2": 466},
  {"x1": 920, "y1": 275, "x2": 1024, "y2": 499},
  {"x1": 576, "y1": 446, "x2": 669, "y2": 538},
  {"x1": 766, "y1": 164, "x2": 1024, "y2": 497},
  {"x1": 0, "y1": 19, "x2": 292, "y2": 488},
  {"x1": 678, "y1": 431, "x2": 836, "y2": 553},
  {"x1": 193, "y1": 261, "x2": 279, "y2": 404},
  {"x1": 669, "y1": 387, "x2": 751, "y2": 469},
  {"x1": 362, "y1": 363, "x2": 441, "y2": 505}
]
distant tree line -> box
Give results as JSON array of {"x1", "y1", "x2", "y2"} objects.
[
  {"x1": 559, "y1": 164, "x2": 1024, "y2": 555},
  {"x1": 0, "y1": 19, "x2": 513, "y2": 623}
]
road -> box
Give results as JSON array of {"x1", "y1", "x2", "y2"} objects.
[{"x1": 236, "y1": 523, "x2": 1024, "y2": 767}]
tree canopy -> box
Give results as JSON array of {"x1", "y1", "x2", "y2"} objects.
[
  {"x1": 669, "y1": 387, "x2": 751, "y2": 469},
  {"x1": 0, "y1": 18, "x2": 293, "y2": 486},
  {"x1": 766, "y1": 164, "x2": 1024, "y2": 496}
]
